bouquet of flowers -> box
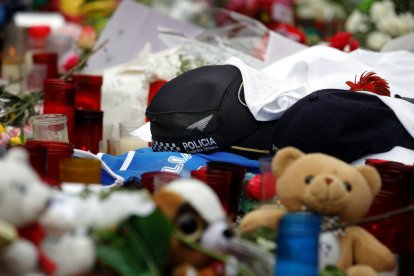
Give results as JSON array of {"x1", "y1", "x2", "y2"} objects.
[{"x1": 345, "y1": 0, "x2": 414, "y2": 50}]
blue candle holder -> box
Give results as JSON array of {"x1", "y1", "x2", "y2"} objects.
[{"x1": 275, "y1": 212, "x2": 322, "y2": 276}]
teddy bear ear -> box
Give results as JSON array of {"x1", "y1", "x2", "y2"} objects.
[
  {"x1": 356, "y1": 165, "x2": 382, "y2": 196},
  {"x1": 272, "y1": 147, "x2": 305, "y2": 177}
]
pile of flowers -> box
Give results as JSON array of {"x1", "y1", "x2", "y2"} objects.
[
  {"x1": 345, "y1": 0, "x2": 414, "y2": 50},
  {"x1": 0, "y1": 123, "x2": 30, "y2": 146}
]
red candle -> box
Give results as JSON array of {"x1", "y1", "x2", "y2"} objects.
[
  {"x1": 43, "y1": 79, "x2": 76, "y2": 143},
  {"x1": 25, "y1": 140, "x2": 74, "y2": 187},
  {"x1": 74, "y1": 109, "x2": 103, "y2": 153},
  {"x1": 72, "y1": 74, "x2": 103, "y2": 111},
  {"x1": 206, "y1": 162, "x2": 247, "y2": 221},
  {"x1": 32, "y1": 52, "x2": 58, "y2": 79},
  {"x1": 191, "y1": 168, "x2": 232, "y2": 214},
  {"x1": 363, "y1": 159, "x2": 414, "y2": 253},
  {"x1": 23, "y1": 144, "x2": 48, "y2": 180},
  {"x1": 141, "y1": 171, "x2": 180, "y2": 193}
]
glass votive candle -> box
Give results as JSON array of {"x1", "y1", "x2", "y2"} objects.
[
  {"x1": 43, "y1": 79, "x2": 76, "y2": 143},
  {"x1": 101, "y1": 124, "x2": 113, "y2": 153},
  {"x1": 72, "y1": 74, "x2": 103, "y2": 111},
  {"x1": 32, "y1": 52, "x2": 58, "y2": 79},
  {"x1": 141, "y1": 171, "x2": 180, "y2": 193},
  {"x1": 1, "y1": 25, "x2": 27, "y2": 83},
  {"x1": 59, "y1": 158, "x2": 101, "y2": 184},
  {"x1": 74, "y1": 110, "x2": 103, "y2": 153},
  {"x1": 119, "y1": 121, "x2": 148, "y2": 154},
  {"x1": 30, "y1": 114, "x2": 69, "y2": 142},
  {"x1": 191, "y1": 168, "x2": 232, "y2": 214},
  {"x1": 207, "y1": 161, "x2": 247, "y2": 221},
  {"x1": 25, "y1": 140, "x2": 74, "y2": 187}
]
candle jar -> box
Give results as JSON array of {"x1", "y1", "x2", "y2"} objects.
[
  {"x1": 207, "y1": 161, "x2": 247, "y2": 221},
  {"x1": 25, "y1": 140, "x2": 74, "y2": 187},
  {"x1": 23, "y1": 144, "x2": 48, "y2": 180},
  {"x1": 119, "y1": 121, "x2": 148, "y2": 154},
  {"x1": 59, "y1": 158, "x2": 101, "y2": 184},
  {"x1": 32, "y1": 52, "x2": 58, "y2": 79},
  {"x1": 141, "y1": 171, "x2": 180, "y2": 193},
  {"x1": 364, "y1": 159, "x2": 414, "y2": 253},
  {"x1": 191, "y1": 168, "x2": 232, "y2": 214},
  {"x1": 74, "y1": 110, "x2": 103, "y2": 153},
  {"x1": 1, "y1": 25, "x2": 27, "y2": 84},
  {"x1": 43, "y1": 79, "x2": 76, "y2": 143},
  {"x1": 276, "y1": 212, "x2": 322, "y2": 276},
  {"x1": 72, "y1": 74, "x2": 103, "y2": 111},
  {"x1": 30, "y1": 114, "x2": 69, "y2": 142}
]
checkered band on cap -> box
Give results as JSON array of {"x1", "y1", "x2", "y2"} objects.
[{"x1": 152, "y1": 140, "x2": 181, "y2": 152}]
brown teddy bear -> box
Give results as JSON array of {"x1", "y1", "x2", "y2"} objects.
[
  {"x1": 153, "y1": 178, "x2": 234, "y2": 276},
  {"x1": 240, "y1": 147, "x2": 396, "y2": 276}
]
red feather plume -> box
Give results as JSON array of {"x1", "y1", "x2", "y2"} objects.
[{"x1": 346, "y1": 71, "x2": 391, "y2": 97}]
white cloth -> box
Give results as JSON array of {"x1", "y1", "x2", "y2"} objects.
[{"x1": 225, "y1": 46, "x2": 414, "y2": 140}]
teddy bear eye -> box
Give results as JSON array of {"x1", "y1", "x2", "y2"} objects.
[
  {"x1": 343, "y1": 182, "x2": 352, "y2": 192},
  {"x1": 178, "y1": 213, "x2": 199, "y2": 235},
  {"x1": 305, "y1": 175, "x2": 313, "y2": 184}
]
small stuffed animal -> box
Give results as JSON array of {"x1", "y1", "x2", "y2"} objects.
[
  {"x1": 240, "y1": 147, "x2": 396, "y2": 276},
  {"x1": 153, "y1": 179, "x2": 236, "y2": 276},
  {"x1": 40, "y1": 188, "x2": 156, "y2": 275},
  {"x1": 0, "y1": 147, "x2": 54, "y2": 275}
]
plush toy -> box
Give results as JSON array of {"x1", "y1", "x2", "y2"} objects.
[
  {"x1": 240, "y1": 147, "x2": 396, "y2": 276},
  {"x1": 0, "y1": 147, "x2": 55, "y2": 275},
  {"x1": 153, "y1": 178, "x2": 236, "y2": 276},
  {"x1": 40, "y1": 188, "x2": 156, "y2": 275}
]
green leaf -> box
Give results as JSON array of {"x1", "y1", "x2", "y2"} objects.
[
  {"x1": 95, "y1": 210, "x2": 173, "y2": 276},
  {"x1": 127, "y1": 210, "x2": 173, "y2": 269},
  {"x1": 357, "y1": 0, "x2": 375, "y2": 13}
]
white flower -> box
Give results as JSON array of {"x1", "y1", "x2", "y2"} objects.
[
  {"x1": 366, "y1": 31, "x2": 392, "y2": 51},
  {"x1": 377, "y1": 13, "x2": 414, "y2": 37},
  {"x1": 370, "y1": 0, "x2": 396, "y2": 24},
  {"x1": 346, "y1": 10, "x2": 370, "y2": 33},
  {"x1": 296, "y1": 0, "x2": 346, "y2": 20}
]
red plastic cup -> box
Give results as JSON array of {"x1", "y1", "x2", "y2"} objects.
[
  {"x1": 207, "y1": 161, "x2": 247, "y2": 221},
  {"x1": 141, "y1": 171, "x2": 180, "y2": 194},
  {"x1": 43, "y1": 79, "x2": 76, "y2": 143},
  {"x1": 72, "y1": 74, "x2": 103, "y2": 111},
  {"x1": 32, "y1": 52, "x2": 58, "y2": 79},
  {"x1": 191, "y1": 168, "x2": 232, "y2": 214},
  {"x1": 25, "y1": 140, "x2": 74, "y2": 187},
  {"x1": 74, "y1": 110, "x2": 103, "y2": 153}
]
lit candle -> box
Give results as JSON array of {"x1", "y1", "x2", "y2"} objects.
[{"x1": 118, "y1": 121, "x2": 148, "y2": 154}]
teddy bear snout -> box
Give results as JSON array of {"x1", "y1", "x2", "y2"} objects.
[{"x1": 325, "y1": 177, "x2": 333, "y2": 185}]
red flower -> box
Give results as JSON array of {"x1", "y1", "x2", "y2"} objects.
[
  {"x1": 346, "y1": 71, "x2": 391, "y2": 97},
  {"x1": 63, "y1": 53, "x2": 79, "y2": 72},
  {"x1": 270, "y1": 22, "x2": 307, "y2": 44},
  {"x1": 328, "y1": 32, "x2": 359, "y2": 52}
]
